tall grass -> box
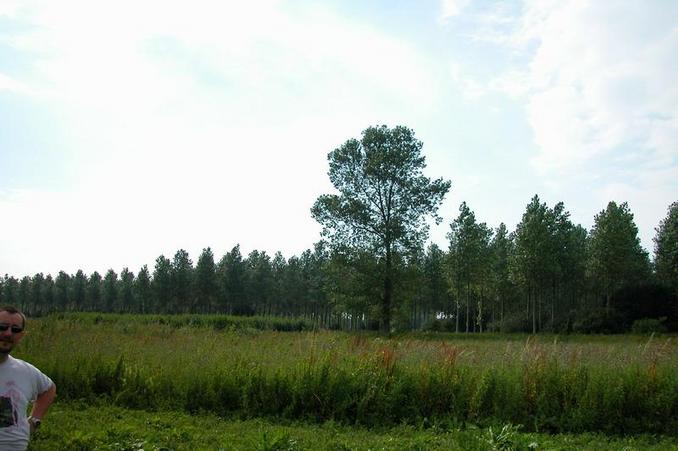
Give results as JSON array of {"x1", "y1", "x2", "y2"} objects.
[
  {"x1": 48, "y1": 311, "x2": 318, "y2": 332},
  {"x1": 17, "y1": 315, "x2": 678, "y2": 434}
]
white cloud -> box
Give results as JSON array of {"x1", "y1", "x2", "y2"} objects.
[
  {"x1": 451, "y1": 0, "x2": 678, "y2": 252},
  {"x1": 448, "y1": 62, "x2": 486, "y2": 99},
  {"x1": 0, "y1": 0, "x2": 22, "y2": 18},
  {"x1": 440, "y1": 0, "x2": 471, "y2": 22},
  {"x1": 0, "y1": 0, "x2": 441, "y2": 275},
  {"x1": 489, "y1": 69, "x2": 530, "y2": 98},
  {"x1": 11, "y1": 0, "x2": 436, "y2": 112},
  {"x1": 489, "y1": 1, "x2": 678, "y2": 173},
  {"x1": 0, "y1": 73, "x2": 31, "y2": 94}
]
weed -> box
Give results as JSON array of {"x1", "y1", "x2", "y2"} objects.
[{"x1": 484, "y1": 423, "x2": 522, "y2": 451}]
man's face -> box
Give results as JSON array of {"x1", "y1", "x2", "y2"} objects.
[{"x1": 0, "y1": 311, "x2": 25, "y2": 355}]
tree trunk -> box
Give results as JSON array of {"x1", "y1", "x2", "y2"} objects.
[
  {"x1": 381, "y1": 247, "x2": 393, "y2": 334},
  {"x1": 526, "y1": 283, "x2": 530, "y2": 323},
  {"x1": 455, "y1": 299, "x2": 460, "y2": 333},
  {"x1": 412, "y1": 297, "x2": 417, "y2": 330},
  {"x1": 551, "y1": 279, "x2": 556, "y2": 327},
  {"x1": 455, "y1": 284, "x2": 460, "y2": 333},
  {"x1": 478, "y1": 287, "x2": 483, "y2": 333},
  {"x1": 532, "y1": 288, "x2": 537, "y2": 334},
  {"x1": 466, "y1": 281, "x2": 470, "y2": 333}
]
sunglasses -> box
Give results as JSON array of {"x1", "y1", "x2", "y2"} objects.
[{"x1": 0, "y1": 324, "x2": 24, "y2": 334}]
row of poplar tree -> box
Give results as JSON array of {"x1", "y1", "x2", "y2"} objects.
[{"x1": 2, "y1": 196, "x2": 677, "y2": 333}]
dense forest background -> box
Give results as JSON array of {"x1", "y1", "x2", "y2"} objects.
[{"x1": 2, "y1": 197, "x2": 677, "y2": 334}]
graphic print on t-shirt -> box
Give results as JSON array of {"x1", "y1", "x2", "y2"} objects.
[{"x1": 0, "y1": 396, "x2": 15, "y2": 428}]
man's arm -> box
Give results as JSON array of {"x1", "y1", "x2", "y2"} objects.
[{"x1": 30, "y1": 383, "x2": 56, "y2": 422}]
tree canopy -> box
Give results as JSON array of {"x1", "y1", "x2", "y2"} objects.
[
  {"x1": 654, "y1": 201, "x2": 678, "y2": 295},
  {"x1": 312, "y1": 125, "x2": 451, "y2": 332},
  {"x1": 588, "y1": 201, "x2": 650, "y2": 309}
]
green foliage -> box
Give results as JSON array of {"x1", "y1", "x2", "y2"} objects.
[
  {"x1": 54, "y1": 312, "x2": 317, "y2": 332},
  {"x1": 446, "y1": 202, "x2": 493, "y2": 333},
  {"x1": 103, "y1": 269, "x2": 118, "y2": 313},
  {"x1": 484, "y1": 423, "x2": 523, "y2": 451},
  {"x1": 423, "y1": 317, "x2": 456, "y2": 332},
  {"x1": 631, "y1": 318, "x2": 668, "y2": 334},
  {"x1": 193, "y1": 247, "x2": 218, "y2": 314},
  {"x1": 170, "y1": 249, "x2": 194, "y2": 313},
  {"x1": 653, "y1": 201, "x2": 678, "y2": 295},
  {"x1": 572, "y1": 308, "x2": 625, "y2": 334},
  {"x1": 29, "y1": 402, "x2": 678, "y2": 450},
  {"x1": 495, "y1": 314, "x2": 530, "y2": 334},
  {"x1": 152, "y1": 255, "x2": 171, "y2": 314},
  {"x1": 256, "y1": 432, "x2": 300, "y2": 451},
  {"x1": 312, "y1": 125, "x2": 451, "y2": 332},
  {"x1": 4, "y1": 196, "x2": 668, "y2": 336},
  {"x1": 611, "y1": 283, "x2": 678, "y2": 331},
  {"x1": 87, "y1": 271, "x2": 102, "y2": 312},
  {"x1": 588, "y1": 201, "x2": 651, "y2": 304},
  {"x1": 134, "y1": 266, "x2": 151, "y2": 314},
  {"x1": 511, "y1": 197, "x2": 585, "y2": 335}
]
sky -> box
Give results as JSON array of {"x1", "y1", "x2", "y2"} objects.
[{"x1": 1, "y1": 0, "x2": 676, "y2": 277}]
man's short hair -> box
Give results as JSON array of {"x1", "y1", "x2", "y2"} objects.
[{"x1": 0, "y1": 305, "x2": 26, "y2": 328}]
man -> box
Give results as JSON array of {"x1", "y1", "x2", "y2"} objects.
[{"x1": 0, "y1": 306, "x2": 56, "y2": 450}]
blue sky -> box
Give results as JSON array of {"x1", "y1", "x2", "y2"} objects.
[{"x1": 1, "y1": 0, "x2": 676, "y2": 276}]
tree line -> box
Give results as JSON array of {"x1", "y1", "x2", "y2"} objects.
[
  {"x1": 1, "y1": 197, "x2": 676, "y2": 333},
  {"x1": 2, "y1": 125, "x2": 676, "y2": 333}
]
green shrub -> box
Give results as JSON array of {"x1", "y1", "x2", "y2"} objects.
[
  {"x1": 631, "y1": 318, "x2": 668, "y2": 334},
  {"x1": 572, "y1": 308, "x2": 624, "y2": 334},
  {"x1": 498, "y1": 314, "x2": 531, "y2": 333}
]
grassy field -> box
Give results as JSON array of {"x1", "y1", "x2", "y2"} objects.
[
  {"x1": 16, "y1": 314, "x2": 678, "y2": 448},
  {"x1": 28, "y1": 402, "x2": 678, "y2": 450}
]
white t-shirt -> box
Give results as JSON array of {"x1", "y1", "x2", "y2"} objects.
[{"x1": 0, "y1": 356, "x2": 54, "y2": 451}]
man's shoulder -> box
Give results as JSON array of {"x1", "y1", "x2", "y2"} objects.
[
  {"x1": 3, "y1": 356, "x2": 53, "y2": 389},
  {"x1": 5, "y1": 356, "x2": 41, "y2": 373}
]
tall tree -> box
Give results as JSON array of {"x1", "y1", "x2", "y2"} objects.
[
  {"x1": 0, "y1": 277, "x2": 19, "y2": 308},
  {"x1": 170, "y1": 249, "x2": 193, "y2": 313},
  {"x1": 312, "y1": 125, "x2": 451, "y2": 333},
  {"x1": 30, "y1": 273, "x2": 45, "y2": 315},
  {"x1": 152, "y1": 256, "x2": 172, "y2": 313},
  {"x1": 301, "y1": 241, "x2": 330, "y2": 325},
  {"x1": 545, "y1": 202, "x2": 577, "y2": 329},
  {"x1": 588, "y1": 201, "x2": 650, "y2": 310},
  {"x1": 513, "y1": 195, "x2": 555, "y2": 333},
  {"x1": 281, "y1": 255, "x2": 306, "y2": 316},
  {"x1": 18, "y1": 276, "x2": 31, "y2": 313},
  {"x1": 72, "y1": 270, "x2": 87, "y2": 311},
  {"x1": 271, "y1": 252, "x2": 288, "y2": 315},
  {"x1": 195, "y1": 247, "x2": 217, "y2": 313},
  {"x1": 490, "y1": 223, "x2": 513, "y2": 330},
  {"x1": 654, "y1": 201, "x2": 678, "y2": 296},
  {"x1": 421, "y1": 243, "x2": 449, "y2": 327},
  {"x1": 245, "y1": 250, "x2": 273, "y2": 316},
  {"x1": 561, "y1": 224, "x2": 588, "y2": 320},
  {"x1": 119, "y1": 268, "x2": 135, "y2": 312},
  {"x1": 135, "y1": 265, "x2": 152, "y2": 313},
  {"x1": 217, "y1": 245, "x2": 246, "y2": 314},
  {"x1": 42, "y1": 275, "x2": 55, "y2": 314},
  {"x1": 102, "y1": 269, "x2": 118, "y2": 313},
  {"x1": 87, "y1": 272, "x2": 102, "y2": 311},
  {"x1": 446, "y1": 202, "x2": 492, "y2": 333},
  {"x1": 54, "y1": 271, "x2": 71, "y2": 311}
]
